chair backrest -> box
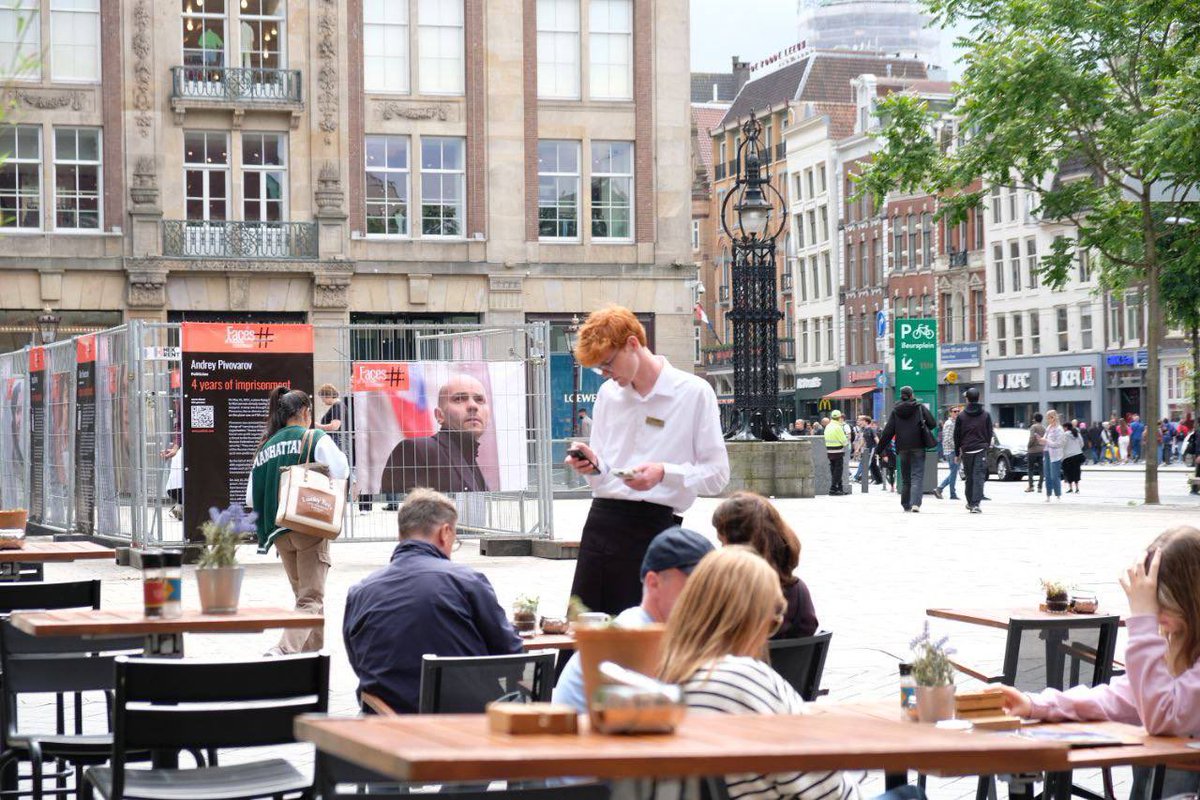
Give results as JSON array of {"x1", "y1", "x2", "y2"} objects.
[
  {"x1": 0, "y1": 621, "x2": 142, "y2": 742},
  {"x1": 767, "y1": 631, "x2": 833, "y2": 702},
  {"x1": 0, "y1": 580, "x2": 100, "y2": 614},
  {"x1": 418, "y1": 652, "x2": 555, "y2": 714},
  {"x1": 1003, "y1": 616, "x2": 1120, "y2": 692},
  {"x1": 110, "y1": 653, "x2": 329, "y2": 796}
]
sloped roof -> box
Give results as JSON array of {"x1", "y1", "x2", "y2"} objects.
[
  {"x1": 691, "y1": 72, "x2": 737, "y2": 104},
  {"x1": 808, "y1": 101, "x2": 858, "y2": 139},
  {"x1": 721, "y1": 59, "x2": 809, "y2": 127},
  {"x1": 692, "y1": 105, "x2": 728, "y2": 179},
  {"x1": 874, "y1": 77, "x2": 953, "y2": 97}
]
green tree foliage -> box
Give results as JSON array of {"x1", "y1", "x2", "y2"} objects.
[{"x1": 857, "y1": 0, "x2": 1200, "y2": 503}]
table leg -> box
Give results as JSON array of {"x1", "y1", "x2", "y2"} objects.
[
  {"x1": 145, "y1": 632, "x2": 184, "y2": 657},
  {"x1": 1150, "y1": 765, "x2": 1166, "y2": 800},
  {"x1": 885, "y1": 772, "x2": 909, "y2": 791}
]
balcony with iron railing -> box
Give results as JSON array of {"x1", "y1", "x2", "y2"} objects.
[
  {"x1": 161, "y1": 220, "x2": 318, "y2": 260},
  {"x1": 170, "y1": 66, "x2": 303, "y2": 125}
]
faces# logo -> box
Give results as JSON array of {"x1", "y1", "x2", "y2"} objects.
[{"x1": 224, "y1": 326, "x2": 274, "y2": 349}]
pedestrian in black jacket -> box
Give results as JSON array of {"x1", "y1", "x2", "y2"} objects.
[
  {"x1": 876, "y1": 386, "x2": 937, "y2": 512},
  {"x1": 953, "y1": 387, "x2": 994, "y2": 514},
  {"x1": 1185, "y1": 431, "x2": 1199, "y2": 496}
]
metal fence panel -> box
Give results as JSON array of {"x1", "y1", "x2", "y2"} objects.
[
  {"x1": 0, "y1": 351, "x2": 28, "y2": 512},
  {"x1": 39, "y1": 340, "x2": 76, "y2": 533},
  {"x1": 93, "y1": 326, "x2": 138, "y2": 544}
]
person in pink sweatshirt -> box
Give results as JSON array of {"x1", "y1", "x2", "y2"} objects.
[{"x1": 999, "y1": 525, "x2": 1200, "y2": 799}]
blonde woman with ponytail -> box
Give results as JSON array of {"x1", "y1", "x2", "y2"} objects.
[{"x1": 659, "y1": 547, "x2": 859, "y2": 800}]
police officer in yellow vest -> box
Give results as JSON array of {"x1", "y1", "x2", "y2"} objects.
[{"x1": 824, "y1": 409, "x2": 849, "y2": 496}]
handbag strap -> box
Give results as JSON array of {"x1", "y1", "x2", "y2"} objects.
[{"x1": 298, "y1": 428, "x2": 317, "y2": 470}]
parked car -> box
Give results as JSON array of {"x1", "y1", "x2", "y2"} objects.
[{"x1": 988, "y1": 428, "x2": 1031, "y2": 480}]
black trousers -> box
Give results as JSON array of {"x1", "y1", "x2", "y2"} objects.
[
  {"x1": 1027, "y1": 451, "x2": 1044, "y2": 489},
  {"x1": 569, "y1": 498, "x2": 681, "y2": 617},
  {"x1": 827, "y1": 452, "x2": 844, "y2": 493}
]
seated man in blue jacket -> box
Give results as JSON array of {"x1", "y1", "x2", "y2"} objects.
[{"x1": 343, "y1": 487, "x2": 523, "y2": 713}]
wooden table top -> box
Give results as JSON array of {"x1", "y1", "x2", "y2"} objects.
[
  {"x1": 927, "y1": 607, "x2": 1124, "y2": 630},
  {"x1": 294, "y1": 706, "x2": 1069, "y2": 783},
  {"x1": 8, "y1": 607, "x2": 323, "y2": 637},
  {"x1": 0, "y1": 541, "x2": 115, "y2": 563},
  {"x1": 520, "y1": 633, "x2": 576, "y2": 651}
]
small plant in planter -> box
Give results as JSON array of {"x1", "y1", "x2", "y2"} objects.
[
  {"x1": 513, "y1": 594, "x2": 539, "y2": 633},
  {"x1": 910, "y1": 622, "x2": 956, "y2": 722},
  {"x1": 196, "y1": 505, "x2": 255, "y2": 614},
  {"x1": 1042, "y1": 579, "x2": 1071, "y2": 613}
]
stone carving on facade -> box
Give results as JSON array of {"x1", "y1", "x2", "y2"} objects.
[
  {"x1": 317, "y1": 0, "x2": 339, "y2": 144},
  {"x1": 132, "y1": 0, "x2": 153, "y2": 137},
  {"x1": 378, "y1": 103, "x2": 450, "y2": 122},
  {"x1": 314, "y1": 161, "x2": 345, "y2": 215},
  {"x1": 312, "y1": 270, "x2": 352, "y2": 309},
  {"x1": 228, "y1": 276, "x2": 250, "y2": 310},
  {"x1": 130, "y1": 157, "x2": 159, "y2": 209},
  {"x1": 125, "y1": 263, "x2": 168, "y2": 308},
  {"x1": 9, "y1": 90, "x2": 82, "y2": 111},
  {"x1": 488, "y1": 275, "x2": 523, "y2": 311}
]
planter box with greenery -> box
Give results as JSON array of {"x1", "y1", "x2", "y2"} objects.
[
  {"x1": 196, "y1": 505, "x2": 254, "y2": 614},
  {"x1": 910, "y1": 622, "x2": 956, "y2": 723}
]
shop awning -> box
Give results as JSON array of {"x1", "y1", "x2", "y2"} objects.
[{"x1": 822, "y1": 386, "x2": 876, "y2": 401}]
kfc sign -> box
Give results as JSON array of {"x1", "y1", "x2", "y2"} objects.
[
  {"x1": 995, "y1": 371, "x2": 1033, "y2": 391},
  {"x1": 1049, "y1": 366, "x2": 1095, "y2": 389}
]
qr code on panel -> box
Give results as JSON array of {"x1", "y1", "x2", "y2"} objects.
[{"x1": 191, "y1": 404, "x2": 215, "y2": 430}]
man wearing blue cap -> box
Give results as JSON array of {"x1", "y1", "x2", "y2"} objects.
[{"x1": 551, "y1": 526, "x2": 714, "y2": 713}]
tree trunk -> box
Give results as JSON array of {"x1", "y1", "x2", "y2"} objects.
[
  {"x1": 1192, "y1": 323, "x2": 1199, "y2": 417},
  {"x1": 1142, "y1": 198, "x2": 1160, "y2": 504}
]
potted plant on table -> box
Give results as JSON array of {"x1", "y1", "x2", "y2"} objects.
[
  {"x1": 910, "y1": 622, "x2": 956, "y2": 722},
  {"x1": 513, "y1": 594, "x2": 539, "y2": 634},
  {"x1": 1042, "y1": 579, "x2": 1071, "y2": 613},
  {"x1": 196, "y1": 505, "x2": 254, "y2": 614}
]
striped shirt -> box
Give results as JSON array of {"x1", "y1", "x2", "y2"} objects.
[{"x1": 681, "y1": 656, "x2": 860, "y2": 800}]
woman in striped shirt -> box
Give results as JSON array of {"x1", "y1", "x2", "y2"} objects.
[{"x1": 659, "y1": 547, "x2": 861, "y2": 800}]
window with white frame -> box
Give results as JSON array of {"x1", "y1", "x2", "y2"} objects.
[
  {"x1": 420, "y1": 136, "x2": 464, "y2": 236},
  {"x1": 1077, "y1": 247, "x2": 1091, "y2": 283},
  {"x1": 1109, "y1": 294, "x2": 1123, "y2": 346},
  {"x1": 847, "y1": 313, "x2": 857, "y2": 364},
  {"x1": 241, "y1": 132, "x2": 286, "y2": 223},
  {"x1": 1012, "y1": 312, "x2": 1024, "y2": 356},
  {"x1": 1, "y1": 0, "x2": 41, "y2": 80},
  {"x1": 793, "y1": 213, "x2": 804, "y2": 249},
  {"x1": 182, "y1": 0, "x2": 227, "y2": 73},
  {"x1": 799, "y1": 319, "x2": 808, "y2": 363},
  {"x1": 818, "y1": 206, "x2": 827, "y2": 242},
  {"x1": 798, "y1": 258, "x2": 807, "y2": 301},
  {"x1": 989, "y1": 185, "x2": 1000, "y2": 224},
  {"x1": 53, "y1": 127, "x2": 100, "y2": 230},
  {"x1": 1007, "y1": 187, "x2": 1017, "y2": 222},
  {"x1": 51, "y1": 0, "x2": 99, "y2": 81},
  {"x1": 1056, "y1": 306, "x2": 1069, "y2": 352},
  {"x1": 813, "y1": 318, "x2": 822, "y2": 361},
  {"x1": 1125, "y1": 290, "x2": 1143, "y2": 342},
  {"x1": 0, "y1": 125, "x2": 40, "y2": 229},
  {"x1": 183, "y1": 131, "x2": 229, "y2": 222},
  {"x1": 588, "y1": 0, "x2": 630, "y2": 100},
  {"x1": 1009, "y1": 240, "x2": 1021, "y2": 292},
  {"x1": 1080, "y1": 305, "x2": 1093, "y2": 350},
  {"x1": 1166, "y1": 366, "x2": 1183, "y2": 402},
  {"x1": 1025, "y1": 237, "x2": 1038, "y2": 289},
  {"x1": 817, "y1": 163, "x2": 825, "y2": 193},
  {"x1": 693, "y1": 321, "x2": 701, "y2": 364},
  {"x1": 537, "y1": 140, "x2": 579, "y2": 239},
  {"x1": 822, "y1": 253, "x2": 832, "y2": 298},
  {"x1": 418, "y1": 0, "x2": 463, "y2": 94},
  {"x1": 996, "y1": 315, "x2": 1007, "y2": 357},
  {"x1": 691, "y1": 219, "x2": 699, "y2": 251},
  {"x1": 365, "y1": 134, "x2": 409, "y2": 235},
  {"x1": 239, "y1": 0, "x2": 284, "y2": 72},
  {"x1": 537, "y1": 0, "x2": 579, "y2": 99},
  {"x1": 363, "y1": 0, "x2": 409, "y2": 92},
  {"x1": 825, "y1": 317, "x2": 834, "y2": 363},
  {"x1": 1029, "y1": 310, "x2": 1040, "y2": 354},
  {"x1": 590, "y1": 140, "x2": 632, "y2": 240}
]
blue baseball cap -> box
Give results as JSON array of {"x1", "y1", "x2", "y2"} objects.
[{"x1": 640, "y1": 526, "x2": 714, "y2": 580}]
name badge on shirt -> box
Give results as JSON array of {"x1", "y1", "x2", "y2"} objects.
[{"x1": 645, "y1": 416, "x2": 665, "y2": 428}]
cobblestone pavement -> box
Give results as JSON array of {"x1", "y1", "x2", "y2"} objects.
[{"x1": 24, "y1": 466, "x2": 1199, "y2": 798}]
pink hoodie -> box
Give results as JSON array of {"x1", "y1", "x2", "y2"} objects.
[{"x1": 1027, "y1": 615, "x2": 1200, "y2": 736}]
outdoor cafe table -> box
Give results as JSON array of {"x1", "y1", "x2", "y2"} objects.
[
  {"x1": 520, "y1": 633, "x2": 576, "y2": 652},
  {"x1": 7, "y1": 606, "x2": 322, "y2": 656},
  {"x1": 0, "y1": 541, "x2": 115, "y2": 580},
  {"x1": 926, "y1": 608, "x2": 1126, "y2": 629}
]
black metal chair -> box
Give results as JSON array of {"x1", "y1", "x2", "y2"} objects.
[
  {"x1": 767, "y1": 631, "x2": 833, "y2": 702},
  {"x1": 0, "y1": 622, "x2": 144, "y2": 800},
  {"x1": 85, "y1": 654, "x2": 330, "y2": 800},
  {"x1": 0, "y1": 581, "x2": 100, "y2": 615},
  {"x1": 418, "y1": 653, "x2": 555, "y2": 714}
]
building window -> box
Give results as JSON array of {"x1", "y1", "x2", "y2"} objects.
[
  {"x1": 845, "y1": 242, "x2": 855, "y2": 290},
  {"x1": 1029, "y1": 310, "x2": 1040, "y2": 354},
  {"x1": 0, "y1": 125, "x2": 40, "y2": 229},
  {"x1": 239, "y1": 0, "x2": 284, "y2": 71},
  {"x1": 993, "y1": 243, "x2": 1004, "y2": 293},
  {"x1": 241, "y1": 132, "x2": 286, "y2": 223},
  {"x1": 825, "y1": 317, "x2": 834, "y2": 364},
  {"x1": 1025, "y1": 238, "x2": 1038, "y2": 289},
  {"x1": 365, "y1": 135, "x2": 410, "y2": 235},
  {"x1": 907, "y1": 213, "x2": 917, "y2": 269},
  {"x1": 364, "y1": 0, "x2": 409, "y2": 92},
  {"x1": 693, "y1": 322, "x2": 701, "y2": 364},
  {"x1": 818, "y1": 205, "x2": 828, "y2": 242},
  {"x1": 589, "y1": 0, "x2": 631, "y2": 100},
  {"x1": 537, "y1": 140, "x2": 580, "y2": 239},
  {"x1": 1080, "y1": 305, "x2": 1093, "y2": 350},
  {"x1": 817, "y1": 163, "x2": 826, "y2": 193},
  {"x1": 1125, "y1": 290, "x2": 1143, "y2": 342},
  {"x1": 996, "y1": 315, "x2": 1007, "y2": 357},
  {"x1": 420, "y1": 136, "x2": 465, "y2": 236},
  {"x1": 182, "y1": 0, "x2": 227, "y2": 73},
  {"x1": 51, "y1": 0, "x2": 100, "y2": 81},
  {"x1": 53, "y1": 127, "x2": 101, "y2": 230},
  {"x1": 1007, "y1": 187, "x2": 1017, "y2": 222},
  {"x1": 847, "y1": 313, "x2": 857, "y2": 364},
  {"x1": 590, "y1": 140, "x2": 632, "y2": 240},
  {"x1": 806, "y1": 209, "x2": 816, "y2": 247},
  {"x1": 972, "y1": 290, "x2": 985, "y2": 341},
  {"x1": 691, "y1": 219, "x2": 699, "y2": 251},
  {"x1": 797, "y1": 257, "x2": 807, "y2": 301},
  {"x1": 989, "y1": 186, "x2": 1000, "y2": 225},
  {"x1": 1078, "y1": 247, "x2": 1091, "y2": 283},
  {"x1": 537, "y1": 0, "x2": 580, "y2": 99},
  {"x1": 1, "y1": 0, "x2": 40, "y2": 79},
  {"x1": 183, "y1": 131, "x2": 229, "y2": 223},
  {"x1": 940, "y1": 293, "x2": 951, "y2": 343},
  {"x1": 1109, "y1": 293, "x2": 1124, "y2": 346},
  {"x1": 822, "y1": 253, "x2": 832, "y2": 298},
  {"x1": 1166, "y1": 366, "x2": 1183, "y2": 401},
  {"x1": 974, "y1": 204, "x2": 984, "y2": 250},
  {"x1": 1009, "y1": 240, "x2": 1021, "y2": 292},
  {"x1": 813, "y1": 317, "x2": 821, "y2": 362},
  {"x1": 1013, "y1": 312, "x2": 1024, "y2": 355},
  {"x1": 1056, "y1": 306, "x2": 1069, "y2": 352},
  {"x1": 418, "y1": 0, "x2": 464, "y2": 94},
  {"x1": 793, "y1": 213, "x2": 804, "y2": 249},
  {"x1": 922, "y1": 212, "x2": 933, "y2": 267}
]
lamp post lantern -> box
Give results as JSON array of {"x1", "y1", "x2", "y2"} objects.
[
  {"x1": 720, "y1": 113, "x2": 787, "y2": 441},
  {"x1": 35, "y1": 307, "x2": 61, "y2": 346}
]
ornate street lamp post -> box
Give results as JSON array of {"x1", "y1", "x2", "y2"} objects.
[
  {"x1": 720, "y1": 113, "x2": 786, "y2": 441},
  {"x1": 35, "y1": 307, "x2": 61, "y2": 345}
]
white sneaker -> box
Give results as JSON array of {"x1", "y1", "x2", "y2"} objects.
[{"x1": 1044, "y1": 496, "x2": 1050, "y2": 502}]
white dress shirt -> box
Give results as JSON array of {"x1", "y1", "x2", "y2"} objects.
[{"x1": 585, "y1": 357, "x2": 729, "y2": 513}]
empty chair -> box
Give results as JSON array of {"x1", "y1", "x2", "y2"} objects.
[
  {"x1": 0, "y1": 621, "x2": 144, "y2": 800},
  {"x1": 767, "y1": 631, "x2": 833, "y2": 702},
  {"x1": 0, "y1": 580, "x2": 101, "y2": 615},
  {"x1": 418, "y1": 653, "x2": 555, "y2": 714},
  {"x1": 85, "y1": 654, "x2": 329, "y2": 800}
]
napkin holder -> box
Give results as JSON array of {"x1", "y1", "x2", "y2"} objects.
[{"x1": 487, "y1": 702, "x2": 578, "y2": 735}]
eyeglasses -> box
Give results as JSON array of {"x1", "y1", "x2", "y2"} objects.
[{"x1": 592, "y1": 348, "x2": 621, "y2": 377}]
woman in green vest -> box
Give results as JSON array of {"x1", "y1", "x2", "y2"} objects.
[{"x1": 247, "y1": 387, "x2": 349, "y2": 655}]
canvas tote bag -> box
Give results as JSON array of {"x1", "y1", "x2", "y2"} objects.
[{"x1": 275, "y1": 429, "x2": 346, "y2": 540}]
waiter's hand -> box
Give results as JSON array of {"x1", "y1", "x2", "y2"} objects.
[
  {"x1": 565, "y1": 442, "x2": 600, "y2": 475},
  {"x1": 623, "y1": 463, "x2": 665, "y2": 491}
]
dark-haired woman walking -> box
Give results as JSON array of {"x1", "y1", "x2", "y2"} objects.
[{"x1": 246, "y1": 388, "x2": 349, "y2": 655}]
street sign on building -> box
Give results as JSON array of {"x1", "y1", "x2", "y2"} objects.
[{"x1": 894, "y1": 318, "x2": 938, "y2": 410}]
